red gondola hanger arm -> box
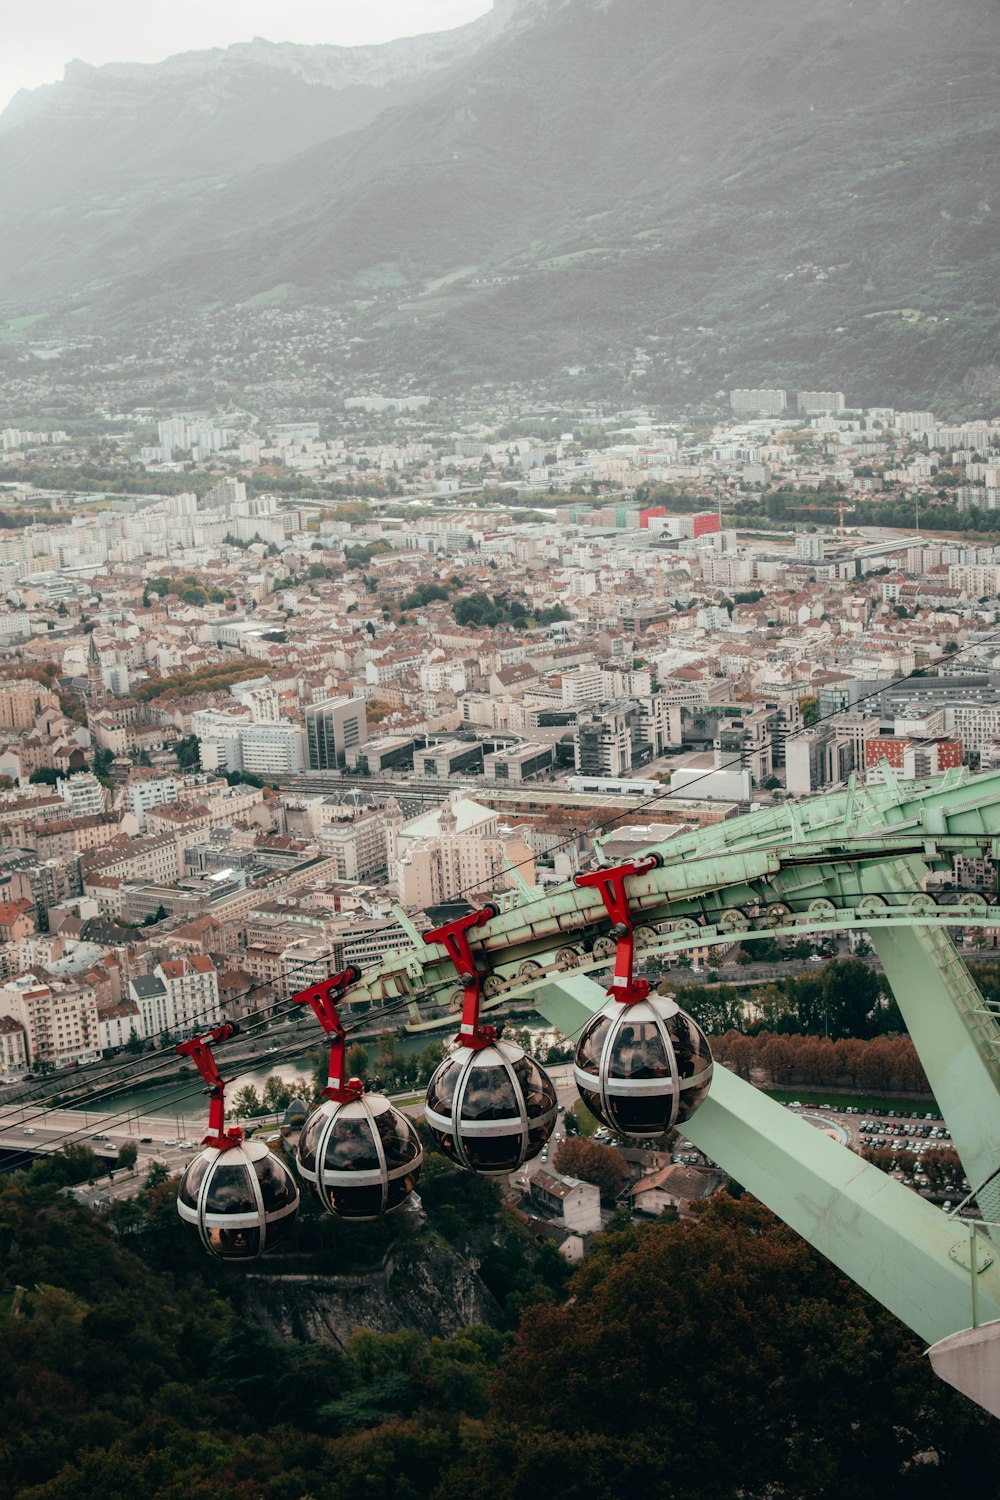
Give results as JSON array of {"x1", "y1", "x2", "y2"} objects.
[
  {"x1": 176, "y1": 1021, "x2": 241, "y2": 1149},
  {"x1": 291, "y1": 966, "x2": 363, "y2": 1101},
  {"x1": 423, "y1": 903, "x2": 499, "y2": 1048},
  {"x1": 575, "y1": 854, "x2": 663, "y2": 1005}
]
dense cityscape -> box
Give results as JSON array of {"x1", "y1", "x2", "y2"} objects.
[
  {"x1": 3, "y1": 0, "x2": 1000, "y2": 1492},
  {"x1": 0, "y1": 382, "x2": 994, "y2": 1170}
]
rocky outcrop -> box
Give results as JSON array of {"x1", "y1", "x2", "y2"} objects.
[{"x1": 241, "y1": 1243, "x2": 502, "y2": 1350}]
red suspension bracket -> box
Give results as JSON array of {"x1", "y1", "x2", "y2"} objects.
[
  {"x1": 177, "y1": 1022, "x2": 241, "y2": 1149},
  {"x1": 423, "y1": 903, "x2": 499, "y2": 1049},
  {"x1": 575, "y1": 854, "x2": 663, "y2": 1005},
  {"x1": 291, "y1": 966, "x2": 362, "y2": 1101}
]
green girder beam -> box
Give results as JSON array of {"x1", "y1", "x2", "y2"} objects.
[
  {"x1": 533, "y1": 970, "x2": 1000, "y2": 1349},
  {"x1": 348, "y1": 767, "x2": 1000, "y2": 1403}
]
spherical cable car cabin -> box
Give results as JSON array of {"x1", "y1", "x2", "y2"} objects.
[
  {"x1": 574, "y1": 992, "x2": 713, "y2": 1137},
  {"x1": 425, "y1": 1036, "x2": 557, "y2": 1174},
  {"x1": 174, "y1": 1024, "x2": 300, "y2": 1260},
  {"x1": 292, "y1": 969, "x2": 423, "y2": 1219},
  {"x1": 178, "y1": 1134, "x2": 299, "y2": 1258},
  {"x1": 421, "y1": 905, "x2": 558, "y2": 1174},
  {"x1": 572, "y1": 857, "x2": 714, "y2": 1139}
]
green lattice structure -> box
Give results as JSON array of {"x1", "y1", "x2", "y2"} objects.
[{"x1": 348, "y1": 767, "x2": 1000, "y2": 1415}]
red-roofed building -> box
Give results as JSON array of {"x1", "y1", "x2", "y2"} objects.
[{"x1": 0, "y1": 898, "x2": 35, "y2": 944}]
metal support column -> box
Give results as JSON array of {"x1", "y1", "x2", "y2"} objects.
[{"x1": 869, "y1": 865, "x2": 1000, "y2": 1237}]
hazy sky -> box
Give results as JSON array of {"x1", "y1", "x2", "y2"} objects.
[{"x1": 0, "y1": 0, "x2": 493, "y2": 111}]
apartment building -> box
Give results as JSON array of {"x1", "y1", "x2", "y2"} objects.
[
  {"x1": 0, "y1": 972, "x2": 100, "y2": 1067},
  {"x1": 128, "y1": 955, "x2": 220, "y2": 1040},
  {"x1": 317, "y1": 807, "x2": 387, "y2": 881}
]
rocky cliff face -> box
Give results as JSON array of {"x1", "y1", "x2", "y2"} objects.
[
  {"x1": 0, "y1": 6, "x2": 512, "y2": 229},
  {"x1": 242, "y1": 1243, "x2": 502, "y2": 1350}
]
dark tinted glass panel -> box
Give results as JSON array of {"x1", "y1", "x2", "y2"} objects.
[
  {"x1": 206, "y1": 1225, "x2": 261, "y2": 1258},
  {"x1": 178, "y1": 1153, "x2": 210, "y2": 1209},
  {"x1": 265, "y1": 1212, "x2": 295, "y2": 1250},
  {"x1": 205, "y1": 1162, "x2": 256, "y2": 1215},
  {"x1": 609, "y1": 1021, "x2": 668, "y2": 1079},
  {"x1": 527, "y1": 1119, "x2": 554, "y2": 1157},
  {"x1": 298, "y1": 1109, "x2": 326, "y2": 1173},
  {"x1": 426, "y1": 1059, "x2": 461, "y2": 1117},
  {"x1": 609, "y1": 1090, "x2": 672, "y2": 1135},
  {"x1": 253, "y1": 1151, "x2": 297, "y2": 1212},
  {"x1": 669, "y1": 1015, "x2": 712, "y2": 1080},
  {"x1": 513, "y1": 1056, "x2": 557, "y2": 1119},
  {"x1": 576, "y1": 1015, "x2": 611, "y2": 1075},
  {"x1": 323, "y1": 1117, "x2": 379, "y2": 1172},
  {"x1": 675, "y1": 1080, "x2": 713, "y2": 1123},
  {"x1": 577, "y1": 1084, "x2": 608, "y2": 1128},
  {"x1": 428, "y1": 1124, "x2": 460, "y2": 1164},
  {"x1": 375, "y1": 1109, "x2": 420, "y2": 1168},
  {"x1": 385, "y1": 1167, "x2": 421, "y2": 1212},
  {"x1": 461, "y1": 1064, "x2": 518, "y2": 1122},
  {"x1": 330, "y1": 1183, "x2": 384, "y2": 1219},
  {"x1": 463, "y1": 1132, "x2": 523, "y2": 1172}
]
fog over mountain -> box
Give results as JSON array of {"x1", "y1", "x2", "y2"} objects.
[{"x1": 1, "y1": 0, "x2": 998, "y2": 404}]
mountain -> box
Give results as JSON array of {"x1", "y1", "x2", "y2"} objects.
[
  {"x1": 0, "y1": 5, "x2": 513, "y2": 287},
  {"x1": 2, "y1": 0, "x2": 998, "y2": 406}
]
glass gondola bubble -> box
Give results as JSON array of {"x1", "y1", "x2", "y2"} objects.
[
  {"x1": 291, "y1": 968, "x2": 422, "y2": 1219},
  {"x1": 173, "y1": 1023, "x2": 299, "y2": 1260},
  {"x1": 425, "y1": 1037, "x2": 558, "y2": 1174},
  {"x1": 177, "y1": 1137, "x2": 299, "y2": 1259},
  {"x1": 574, "y1": 992, "x2": 713, "y2": 1138},
  {"x1": 421, "y1": 904, "x2": 557, "y2": 1175},
  {"x1": 296, "y1": 1084, "x2": 423, "y2": 1219}
]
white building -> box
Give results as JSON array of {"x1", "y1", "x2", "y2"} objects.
[
  {"x1": 240, "y1": 722, "x2": 305, "y2": 777},
  {"x1": 129, "y1": 956, "x2": 220, "y2": 1040},
  {"x1": 58, "y1": 772, "x2": 107, "y2": 819},
  {"x1": 128, "y1": 776, "x2": 179, "y2": 832}
]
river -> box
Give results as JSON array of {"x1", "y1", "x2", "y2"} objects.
[{"x1": 63, "y1": 1021, "x2": 558, "y2": 1128}]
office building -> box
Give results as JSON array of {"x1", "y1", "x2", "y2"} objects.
[{"x1": 305, "y1": 697, "x2": 368, "y2": 770}]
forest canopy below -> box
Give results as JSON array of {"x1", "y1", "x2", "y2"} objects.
[{"x1": 1, "y1": 1161, "x2": 998, "y2": 1500}]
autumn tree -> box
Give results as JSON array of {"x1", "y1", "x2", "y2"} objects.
[
  {"x1": 445, "y1": 1198, "x2": 1000, "y2": 1500},
  {"x1": 262, "y1": 1075, "x2": 292, "y2": 1113},
  {"x1": 552, "y1": 1138, "x2": 629, "y2": 1201}
]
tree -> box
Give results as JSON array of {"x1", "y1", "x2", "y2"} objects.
[
  {"x1": 376, "y1": 1029, "x2": 398, "y2": 1069},
  {"x1": 262, "y1": 1075, "x2": 292, "y2": 1113},
  {"x1": 453, "y1": 1197, "x2": 1000, "y2": 1500},
  {"x1": 232, "y1": 1084, "x2": 262, "y2": 1118},
  {"x1": 798, "y1": 694, "x2": 820, "y2": 727},
  {"x1": 552, "y1": 1137, "x2": 629, "y2": 1201},
  {"x1": 29, "y1": 766, "x2": 60, "y2": 786},
  {"x1": 116, "y1": 1141, "x2": 138, "y2": 1172},
  {"x1": 346, "y1": 1043, "x2": 370, "y2": 1078},
  {"x1": 92, "y1": 747, "x2": 115, "y2": 781},
  {"x1": 124, "y1": 1026, "x2": 144, "y2": 1055}
]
